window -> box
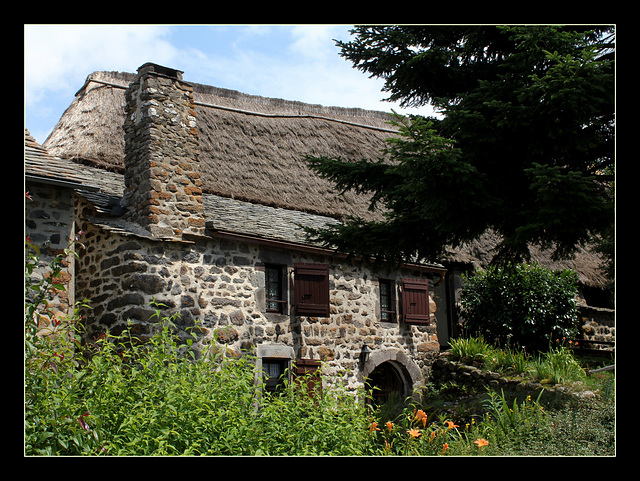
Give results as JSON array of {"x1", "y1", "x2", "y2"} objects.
[
  {"x1": 379, "y1": 279, "x2": 396, "y2": 322},
  {"x1": 401, "y1": 278, "x2": 430, "y2": 325},
  {"x1": 262, "y1": 358, "x2": 289, "y2": 394},
  {"x1": 265, "y1": 264, "x2": 286, "y2": 313},
  {"x1": 294, "y1": 263, "x2": 330, "y2": 317}
]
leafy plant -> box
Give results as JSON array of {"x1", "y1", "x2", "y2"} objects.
[
  {"x1": 531, "y1": 345, "x2": 586, "y2": 385},
  {"x1": 459, "y1": 262, "x2": 580, "y2": 352}
]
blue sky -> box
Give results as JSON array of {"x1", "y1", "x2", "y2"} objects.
[{"x1": 25, "y1": 24, "x2": 436, "y2": 145}]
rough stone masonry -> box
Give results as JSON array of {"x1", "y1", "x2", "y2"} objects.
[{"x1": 71, "y1": 62, "x2": 442, "y2": 398}]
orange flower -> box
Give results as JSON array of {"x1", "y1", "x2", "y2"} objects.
[
  {"x1": 442, "y1": 443, "x2": 449, "y2": 454},
  {"x1": 369, "y1": 421, "x2": 380, "y2": 433},
  {"x1": 445, "y1": 420, "x2": 459, "y2": 430},
  {"x1": 407, "y1": 428, "x2": 422, "y2": 438},
  {"x1": 414, "y1": 409, "x2": 428, "y2": 427},
  {"x1": 385, "y1": 421, "x2": 394, "y2": 433},
  {"x1": 474, "y1": 438, "x2": 489, "y2": 447}
]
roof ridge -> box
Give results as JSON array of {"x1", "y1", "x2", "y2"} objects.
[{"x1": 79, "y1": 70, "x2": 399, "y2": 133}]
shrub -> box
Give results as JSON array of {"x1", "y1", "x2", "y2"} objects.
[{"x1": 459, "y1": 262, "x2": 580, "y2": 352}]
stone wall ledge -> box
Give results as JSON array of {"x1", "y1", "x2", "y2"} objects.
[{"x1": 431, "y1": 352, "x2": 602, "y2": 400}]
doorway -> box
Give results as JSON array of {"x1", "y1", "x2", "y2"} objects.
[{"x1": 366, "y1": 361, "x2": 409, "y2": 406}]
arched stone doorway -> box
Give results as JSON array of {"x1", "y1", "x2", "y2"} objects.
[
  {"x1": 358, "y1": 349, "x2": 424, "y2": 405},
  {"x1": 366, "y1": 361, "x2": 409, "y2": 405}
]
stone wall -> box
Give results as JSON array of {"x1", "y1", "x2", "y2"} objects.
[
  {"x1": 74, "y1": 218, "x2": 440, "y2": 393},
  {"x1": 579, "y1": 305, "x2": 615, "y2": 346},
  {"x1": 25, "y1": 182, "x2": 76, "y2": 321},
  {"x1": 431, "y1": 352, "x2": 603, "y2": 400}
]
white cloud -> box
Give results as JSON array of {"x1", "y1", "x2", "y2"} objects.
[
  {"x1": 24, "y1": 25, "x2": 177, "y2": 107},
  {"x1": 25, "y1": 25, "x2": 181, "y2": 142},
  {"x1": 288, "y1": 25, "x2": 343, "y2": 61}
]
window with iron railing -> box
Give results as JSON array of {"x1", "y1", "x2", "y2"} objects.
[
  {"x1": 265, "y1": 264, "x2": 287, "y2": 314},
  {"x1": 379, "y1": 278, "x2": 397, "y2": 322}
]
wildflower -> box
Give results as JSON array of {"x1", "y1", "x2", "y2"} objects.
[
  {"x1": 442, "y1": 443, "x2": 449, "y2": 454},
  {"x1": 429, "y1": 431, "x2": 436, "y2": 442},
  {"x1": 445, "y1": 420, "x2": 459, "y2": 430},
  {"x1": 474, "y1": 438, "x2": 489, "y2": 448},
  {"x1": 407, "y1": 428, "x2": 422, "y2": 438},
  {"x1": 414, "y1": 409, "x2": 428, "y2": 427},
  {"x1": 369, "y1": 421, "x2": 380, "y2": 433},
  {"x1": 385, "y1": 421, "x2": 394, "y2": 433}
]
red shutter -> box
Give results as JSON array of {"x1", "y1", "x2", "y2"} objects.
[
  {"x1": 401, "y1": 278, "x2": 430, "y2": 325},
  {"x1": 294, "y1": 263, "x2": 330, "y2": 317},
  {"x1": 294, "y1": 358, "x2": 322, "y2": 398}
]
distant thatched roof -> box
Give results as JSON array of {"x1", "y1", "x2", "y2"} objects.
[
  {"x1": 448, "y1": 230, "x2": 610, "y2": 289},
  {"x1": 43, "y1": 70, "x2": 396, "y2": 221}
]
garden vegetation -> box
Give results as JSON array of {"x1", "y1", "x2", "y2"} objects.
[{"x1": 25, "y1": 236, "x2": 614, "y2": 456}]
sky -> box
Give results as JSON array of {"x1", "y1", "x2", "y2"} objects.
[{"x1": 24, "y1": 24, "x2": 437, "y2": 145}]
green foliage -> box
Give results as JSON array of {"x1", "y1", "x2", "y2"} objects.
[
  {"x1": 25, "y1": 238, "x2": 373, "y2": 456},
  {"x1": 307, "y1": 26, "x2": 614, "y2": 268},
  {"x1": 25, "y1": 231, "x2": 612, "y2": 456},
  {"x1": 304, "y1": 114, "x2": 484, "y2": 266},
  {"x1": 459, "y1": 263, "x2": 580, "y2": 352},
  {"x1": 531, "y1": 345, "x2": 586, "y2": 385}
]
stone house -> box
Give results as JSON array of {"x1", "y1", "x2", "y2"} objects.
[
  {"x1": 25, "y1": 63, "x2": 613, "y2": 401},
  {"x1": 26, "y1": 63, "x2": 447, "y2": 402}
]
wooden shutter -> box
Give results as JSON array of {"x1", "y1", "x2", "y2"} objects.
[
  {"x1": 294, "y1": 358, "x2": 322, "y2": 398},
  {"x1": 401, "y1": 278, "x2": 430, "y2": 325},
  {"x1": 294, "y1": 263, "x2": 330, "y2": 317}
]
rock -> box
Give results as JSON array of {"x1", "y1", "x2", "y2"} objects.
[{"x1": 579, "y1": 390, "x2": 596, "y2": 400}]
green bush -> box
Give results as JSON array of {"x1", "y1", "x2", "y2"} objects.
[{"x1": 459, "y1": 262, "x2": 580, "y2": 352}]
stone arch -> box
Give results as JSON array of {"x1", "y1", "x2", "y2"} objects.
[{"x1": 357, "y1": 349, "x2": 424, "y2": 403}]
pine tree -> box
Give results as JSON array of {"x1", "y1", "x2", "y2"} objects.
[{"x1": 305, "y1": 26, "x2": 614, "y2": 268}]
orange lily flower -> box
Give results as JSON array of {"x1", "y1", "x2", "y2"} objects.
[
  {"x1": 385, "y1": 421, "x2": 394, "y2": 433},
  {"x1": 442, "y1": 443, "x2": 449, "y2": 454},
  {"x1": 474, "y1": 438, "x2": 489, "y2": 447},
  {"x1": 445, "y1": 420, "x2": 459, "y2": 430},
  {"x1": 369, "y1": 421, "x2": 380, "y2": 433},
  {"x1": 414, "y1": 409, "x2": 428, "y2": 427},
  {"x1": 407, "y1": 428, "x2": 422, "y2": 438}
]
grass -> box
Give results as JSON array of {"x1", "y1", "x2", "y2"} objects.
[{"x1": 403, "y1": 337, "x2": 616, "y2": 456}]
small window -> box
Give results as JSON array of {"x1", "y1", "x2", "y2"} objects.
[
  {"x1": 265, "y1": 264, "x2": 287, "y2": 313},
  {"x1": 262, "y1": 358, "x2": 289, "y2": 394},
  {"x1": 379, "y1": 279, "x2": 396, "y2": 322}
]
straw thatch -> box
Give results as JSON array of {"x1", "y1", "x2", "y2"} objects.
[
  {"x1": 40, "y1": 69, "x2": 610, "y2": 288},
  {"x1": 448, "y1": 230, "x2": 610, "y2": 289},
  {"x1": 43, "y1": 70, "x2": 397, "y2": 221}
]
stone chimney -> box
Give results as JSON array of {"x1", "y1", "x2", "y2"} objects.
[{"x1": 122, "y1": 63, "x2": 204, "y2": 238}]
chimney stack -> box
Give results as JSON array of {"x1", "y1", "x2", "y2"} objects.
[{"x1": 122, "y1": 63, "x2": 204, "y2": 238}]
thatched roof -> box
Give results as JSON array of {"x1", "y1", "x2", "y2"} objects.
[
  {"x1": 38, "y1": 69, "x2": 610, "y2": 288},
  {"x1": 43, "y1": 70, "x2": 396, "y2": 221},
  {"x1": 449, "y1": 230, "x2": 610, "y2": 289}
]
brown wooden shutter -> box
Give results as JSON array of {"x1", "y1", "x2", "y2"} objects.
[
  {"x1": 401, "y1": 278, "x2": 430, "y2": 325},
  {"x1": 294, "y1": 263, "x2": 330, "y2": 317},
  {"x1": 294, "y1": 358, "x2": 322, "y2": 398}
]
